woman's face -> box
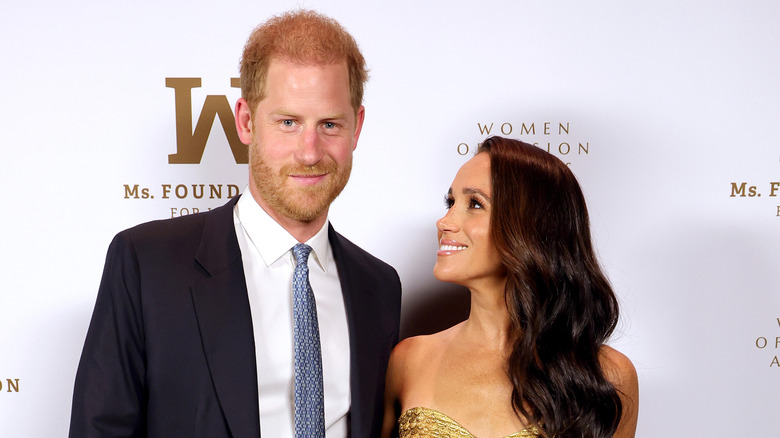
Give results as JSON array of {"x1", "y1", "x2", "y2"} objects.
[{"x1": 434, "y1": 152, "x2": 505, "y2": 289}]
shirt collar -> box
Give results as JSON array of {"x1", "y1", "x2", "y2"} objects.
[{"x1": 235, "y1": 187, "x2": 330, "y2": 273}]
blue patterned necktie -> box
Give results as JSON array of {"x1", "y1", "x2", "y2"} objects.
[{"x1": 292, "y1": 243, "x2": 325, "y2": 438}]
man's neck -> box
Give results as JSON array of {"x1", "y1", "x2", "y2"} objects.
[{"x1": 247, "y1": 185, "x2": 328, "y2": 243}]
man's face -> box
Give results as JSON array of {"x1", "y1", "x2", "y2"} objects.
[{"x1": 244, "y1": 58, "x2": 364, "y2": 223}]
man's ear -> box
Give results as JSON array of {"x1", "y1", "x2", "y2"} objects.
[
  {"x1": 235, "y1": 98, "x2": 253, "y2": 145},
  {"x1": 352, "y1": 105, "x2": 365, "y2": 151}
]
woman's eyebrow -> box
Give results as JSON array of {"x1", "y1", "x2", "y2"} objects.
[{"x1": 462, "y1": 187, "x2": 491, "y2": 202}]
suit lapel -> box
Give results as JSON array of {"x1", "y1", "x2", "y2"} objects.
[
  {"x1": 190, "y1": 198, "x2": 261, "y2": 437},
  {"x1": 329, "y1": 225, "x2": 389, "y2": 438}
]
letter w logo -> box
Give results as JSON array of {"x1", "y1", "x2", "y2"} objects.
[{"x1": 166, "y1": 78, "x2": 248, "y2": 164}]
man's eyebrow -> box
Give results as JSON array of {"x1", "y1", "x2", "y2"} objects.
[
  {"x1": 268, "y1": 108, "x2": 298, "y2": 118},
  {"x1": 321, "y1": 113, "x2": 349, "y2": 120}
]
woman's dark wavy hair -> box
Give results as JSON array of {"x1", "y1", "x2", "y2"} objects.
[{"x1": 478, "y1": 136, "x2": 621, "y2": 437}]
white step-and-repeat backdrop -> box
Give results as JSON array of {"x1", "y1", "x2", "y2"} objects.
[{"x1": 2, "y1": 1, "x2": 778, "y2": 435}]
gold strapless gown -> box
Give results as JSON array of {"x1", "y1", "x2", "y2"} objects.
[{"x1": 398, "y1": 407, "x2": 540, "y2": 437}]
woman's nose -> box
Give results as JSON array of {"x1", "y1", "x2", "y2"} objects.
[{"x1": 436, "y1": 209, "x2": 458, "y2": 233}]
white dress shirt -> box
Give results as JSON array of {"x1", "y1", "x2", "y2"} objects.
[{"x1": 233, "y1": 190, "x2": 351, "y2": 437}]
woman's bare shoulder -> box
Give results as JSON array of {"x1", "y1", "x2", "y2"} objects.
[
  {"x1": 385, "y1": 323, "x2": 464, "y2": 415},
  {"x1": 392, "y1": 324, "x2": 460, "y2": 363},
  {"x1": 599, "y1": 345, "x2": 639, "y2": 437},
  {"x1": 599, "y1": 345, "x2": 638, "y2": 391},
  {"x1": 389, "y1": 324, "x2": 462, "y2": 377}
]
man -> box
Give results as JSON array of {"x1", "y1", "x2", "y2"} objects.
[{"x1": 69, "y1": 10, "x2": 401, "y2": 438}]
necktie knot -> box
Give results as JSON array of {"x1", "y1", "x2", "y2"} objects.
[{"x1": 293, "y1": 243, "x2": 312, "y2": 266}]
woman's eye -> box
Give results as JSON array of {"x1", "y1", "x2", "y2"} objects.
[
  {"x1": 469, "y1": 198, "x2": 483, "y2": 209},
  {"x1": 443, "y1": 196, "x2": 454, "y2": 210}
]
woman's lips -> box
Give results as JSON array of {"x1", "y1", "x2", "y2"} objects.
[{"x1": 437, "y1": 239, "x2": 467, "y2": 256}]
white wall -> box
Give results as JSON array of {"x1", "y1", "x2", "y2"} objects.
[{"x1": 2, "y1": 1, "x2": 779, "y2": 435}]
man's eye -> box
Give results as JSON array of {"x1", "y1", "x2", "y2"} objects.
[
  {"x1": 282, "y1": 120, "x2": 294, "y2": 126},
  {"x1": 324, "y1": 122, "x2": 336, "y2": 129}
]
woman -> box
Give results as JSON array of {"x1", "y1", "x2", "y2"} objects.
[{"x1": 383, "y1": 137, "x2": 638, "y2": 437}]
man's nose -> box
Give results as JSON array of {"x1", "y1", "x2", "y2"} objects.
[{"x1": 295, "y1": 126, "x2": 325, "y2": 166}]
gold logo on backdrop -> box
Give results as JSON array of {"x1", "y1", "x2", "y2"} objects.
[
  {"x1": 166, "y1": 78, "x2": 248, "y2": 164},
  {"x1": 123, "y1": 184, "x2": 241, "y2": 218},
  {"x1": 120, "y1": 79, "x2": 248, "y2": 218},
  {"x1": 729, "y1": 181, "x2": 780, "y2": 217},
  {"x1": 458, "y1": 122, "x2": 590, "y2": 166},
  {"x1": 0, "y1": 379, "x2": 20, "y2": 393},
  {"x1": 754, "y1": 317, "x2": 780, "y2": 367}
]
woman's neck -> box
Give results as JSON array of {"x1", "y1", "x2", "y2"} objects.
[{"x1": 463, "y1": 280, "x2": 513, "y2": 353}]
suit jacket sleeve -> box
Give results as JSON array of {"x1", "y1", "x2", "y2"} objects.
[{"x1": 70, "y1": 231, "x2": 147, "y2": 437}]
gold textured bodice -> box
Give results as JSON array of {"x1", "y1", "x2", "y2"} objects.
[{"x1": 398, "y1": 407, "x2": 540, "y2": 438}]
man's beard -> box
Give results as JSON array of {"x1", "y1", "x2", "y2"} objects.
[{"x1": 250, "y1": 154, "x2": 352, "y2": 223}]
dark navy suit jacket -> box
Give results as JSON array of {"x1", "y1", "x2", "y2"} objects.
[{"x1": 69, "y1": 197, "x2": 402, "y2": 437}]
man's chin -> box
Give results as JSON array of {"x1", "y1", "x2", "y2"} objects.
[{"x1": 278, "y1": 198, "x2": 330, "y2": 223}]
